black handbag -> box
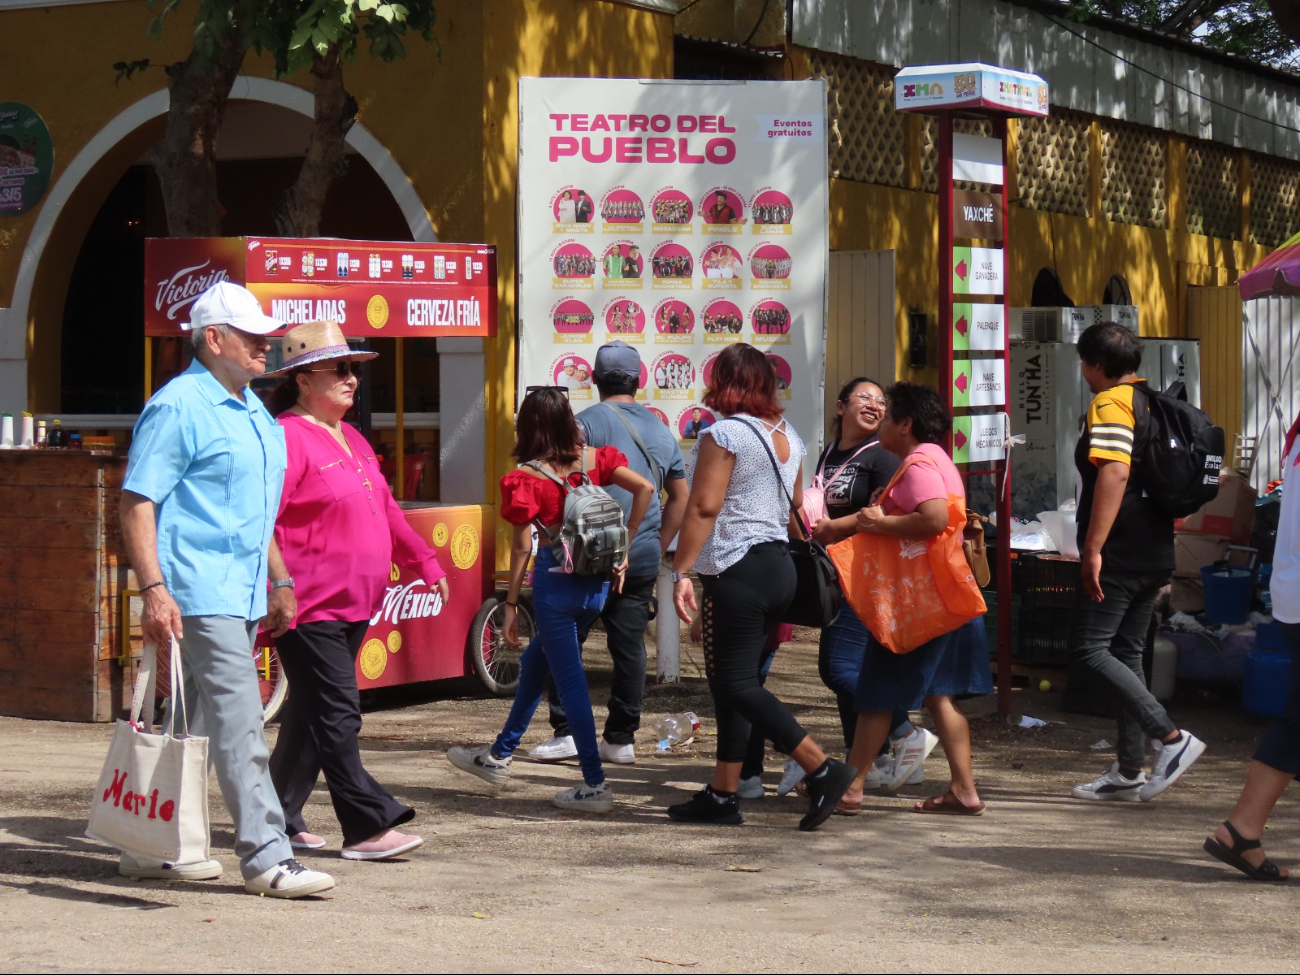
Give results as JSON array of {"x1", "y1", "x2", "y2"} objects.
[{"x1": 729, "y1": 419, "x2": 842, "y2": 629}]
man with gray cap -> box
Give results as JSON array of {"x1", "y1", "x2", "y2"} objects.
[
  {"x1": 119, "y1": 282, "x2": 335, "y2": 898},
  {"x1": 531, "y1": 340, "x2": 689, "y2": 764}
]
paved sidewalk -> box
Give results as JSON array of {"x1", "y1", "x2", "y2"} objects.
[{"x1": 0, "y1": 633, "x2": 1296, "y2": 973}]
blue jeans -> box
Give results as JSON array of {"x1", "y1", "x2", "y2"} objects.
[
  {"x1": 492, "y1": 547, "x2": 609, "y2": 786},
  {"x1": 820, "y1": 603, "x2": 912, "y2": 751}
]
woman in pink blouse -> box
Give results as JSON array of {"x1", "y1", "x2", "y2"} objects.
[{"x1": 266, "y1": 320, "x2": 446, "y2": 861}]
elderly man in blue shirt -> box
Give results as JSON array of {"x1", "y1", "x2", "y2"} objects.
[{"x1": 119, "y1": 282, "x2": 335, "y2": 899}]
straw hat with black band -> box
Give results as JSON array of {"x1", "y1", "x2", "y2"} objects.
[{"x1": 267, "y1": 319, "x2": 377, "y2": 376}]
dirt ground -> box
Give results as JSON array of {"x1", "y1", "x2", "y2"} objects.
[{"x1": 1, "y1": 626, "x2": 1299, "y2": 974}]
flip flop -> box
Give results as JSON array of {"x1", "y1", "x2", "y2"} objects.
[
  {"x1": 1203, "y1": 821, "x2": 1288, "y2": 882},
  {"x1": 833, "y1": 795, "x2": 863, "y2": 816},
  {"x1": 914, "y1": 790, "x2": 985, "y2": 816}
]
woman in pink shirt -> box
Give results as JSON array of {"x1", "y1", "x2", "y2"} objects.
[
  {"x1": 265, "y1": 320, "x2": 447, "y2": 862},
  {"x1": 839, "y1": 382, "x2": 989, "y2": 817}
]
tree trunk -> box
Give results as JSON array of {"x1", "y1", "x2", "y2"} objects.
[
  {"x1": 151, "y1": 31, "x2": 246, "y2": 237},
  {"x1": 275, "y1": 45, "x2": 357, "y2": 237}
]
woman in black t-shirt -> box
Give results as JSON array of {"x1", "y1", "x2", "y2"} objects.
[{"x1": 779, "y1": 378, "x2": 932, "y2": 798}]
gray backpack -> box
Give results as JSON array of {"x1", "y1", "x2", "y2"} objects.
[{"x1": 526, "y1": 453, "x2": 629, "y2": 575}]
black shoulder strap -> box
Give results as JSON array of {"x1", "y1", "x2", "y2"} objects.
[
  {"x1": 724, "y1": 417, "x2": 810, "y2": 541},
  {"x1": 601, "y1": 403, "x2": 662, "y2": 491}
]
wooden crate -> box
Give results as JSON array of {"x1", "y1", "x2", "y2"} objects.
[{"x1": 0, "y1": 451, "x2": 133, "y2": 721}]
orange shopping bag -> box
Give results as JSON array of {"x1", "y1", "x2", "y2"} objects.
[{"x1": 827, "y1": 455, "x2": 986, "y2": 653}]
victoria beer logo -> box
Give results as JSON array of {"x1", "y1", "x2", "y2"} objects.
[{"x1": 154, "y1": 260, "x2": 232, "y2": 322}]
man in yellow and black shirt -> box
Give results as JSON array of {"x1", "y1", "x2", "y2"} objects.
[{"x1": 1069, "y1": 323, "x2": 1206, "y2": 804}]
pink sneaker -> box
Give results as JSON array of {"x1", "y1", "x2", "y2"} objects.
[
  {"x1": 289, "y1": 831, "x2": 327, "y2": 850},
  {"x1": 341, "y1": 830, "x2": 424, "y2": 861}
]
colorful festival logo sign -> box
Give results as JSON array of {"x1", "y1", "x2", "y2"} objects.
[{"x1": 0, "y1": 102, "x2": 54, "y2": 217}]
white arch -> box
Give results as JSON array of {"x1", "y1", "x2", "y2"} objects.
[{"x1": 0, "y1": 76, "x2": 436, "y2": 414}]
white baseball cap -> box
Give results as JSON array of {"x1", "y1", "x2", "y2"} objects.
[{"x1": 182, "y1": 281, "x2": 283, "y2": 335}]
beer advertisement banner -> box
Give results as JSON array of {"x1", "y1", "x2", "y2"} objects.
[
  {"x1": 516, "y1": 78, "x2": 828, "y2": 455},
  {"x1": 144, "y1": 237, "x2": 498, "y2": 339}
]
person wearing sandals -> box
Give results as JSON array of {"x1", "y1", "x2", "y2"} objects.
[
  {"x1": 446, "y1": 388, "x2": 654, "y2": 812},
  {"x1": 265, "y1": 320, "x2": 440, "y2": 861},
  {"x1": 1203, "y1": 415, "x2": 1300, "y2": 881},
  {"x1": 668, "y1": 343, "x2": 855, "y2": 830},
  {"x1": 772, "y1": 377, "x2": 936, "y2": 800},
  {"x1": 839, "y1": 383, "x2": 986, "y2": 817}
]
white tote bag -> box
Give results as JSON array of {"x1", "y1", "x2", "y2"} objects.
[{"x1": 86, "y1": 639, "x2": 210, "y2": 863}]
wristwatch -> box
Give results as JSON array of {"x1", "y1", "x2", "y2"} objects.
[
  {"x1": 672, "y1": 571, "x2": 685, "y2": 583},
  {"x1": 271, "y1": 578, "x2": 295, "y2": 590}
]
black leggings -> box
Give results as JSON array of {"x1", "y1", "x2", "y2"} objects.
[{"x1": 701, "y1": 541, "x2": 807, "y2": 763}]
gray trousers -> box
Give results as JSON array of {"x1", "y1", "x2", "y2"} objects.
[
  {"x1": 1068, "y1": 569, "x2": 1178, "y2": 770},
  {"x1": 180, "y1": 616, "x2": 292, "y2": 878}
]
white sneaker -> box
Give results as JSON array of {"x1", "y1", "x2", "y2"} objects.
[
  {"x1": 1071, "y1": 762, "x2": 1146, "y2": 801},
  {"x1": 118, "y1": 853, "x2": 222, "y2": 881},
  {"x1": 736, "y1": 775, "x2": 765, "y2": 800},
  {"x1": 553, "y1": 782, "x2": 615, "y2": 812},
  {"x1": 1139, "y1": 732, "x2": 1206, "y2": 801},
  {"x1": 863, "y1": 756, "x2": 892, "y2": 791},
  {"x1": 887, "y1": 727, "x2": 939, "y2": 792},
  {"x1": 598, "y1": 740, "x2": 636, "y2": 765},
  {"x1": 448, "y1": 744, "x2": 512, "y2": 785},
  {"x1": 775, "y1": 757, "x2": 806, "y2": 796},
  {"x1": 529, "y1": 735, "x2": 578, "y2": 762},
  {"x1": 244, "y1": 858, "x2": 335, "y2": 898}
]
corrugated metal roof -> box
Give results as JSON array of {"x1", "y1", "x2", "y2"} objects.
[{"x1": 790, "y1": 0, "x2": 1300, "y2": 160}]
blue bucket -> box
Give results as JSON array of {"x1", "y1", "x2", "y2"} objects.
[
  {"x1": 1201, "y1": 563, "x2": 1254, "y2": 625},
  {"x1": 1243, "y1": 650, "x2": 1291, "y2": 718}
]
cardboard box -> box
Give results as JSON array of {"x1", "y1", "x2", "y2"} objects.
[
  {"x1": 1174, "y1": 533, "x2": 1232, "y2": 579},
  {"x1": 1176, "y1": 468, "x2": 1257, "y2": 545},
  {"x1": 1169, "y1": 577, "x2": 1204, "y2": 614}
]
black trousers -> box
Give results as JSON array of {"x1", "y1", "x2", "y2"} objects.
[
  {"x1": 548, "y1": 572, "x2": 657, "y2": 744},
  {"x1": 269, "y1": 620, "x2": 414, "y2": 846},
  {"x1": 700, "y1": 542, "x2": 806, "y2": 764}
]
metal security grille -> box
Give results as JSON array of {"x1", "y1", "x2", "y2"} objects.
[
  {"x1": 1014, "y1": 112, "x2": 1091, "y2": 217},
  {"x1": 1250, "y1": 154, "x2": 1300, "y2": 247},
  {"x1": 1101, "y1": 122, "x2": 1167, "y2": 229},
  {"x1": 806, "y1": 51, "x2": 908, "y2": 187},
  {"x1": 1187, "y1": 141, "x2": 1241, "y2": 240}
]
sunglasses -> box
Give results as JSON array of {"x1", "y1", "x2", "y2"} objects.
[
  {"x1": 307, "y1": 361, "x2": 365, "y2": 379},
  {"x1": 525, "y1": 385, "x2": 569, "y2": 398}
]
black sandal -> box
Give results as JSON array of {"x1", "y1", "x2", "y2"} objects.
[{"x1": 1203, "y1": 821, "x2": 1288, "y2": 882}]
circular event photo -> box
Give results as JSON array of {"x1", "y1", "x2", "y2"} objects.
[
  {"x1": 766, "y1": 353, "x2": 793, "y2": 390},
  {"x1": 552, "y1": 187, "x2": 594, "y2": 224},
  {"x1": 750, "y1": 243, "x2": 792, "y2": 280},
  {"x1": 701, "y1": 243, "x2": 743, "y2": 280},
  {"x1": 552, "y1": 241, "x2": 595, "y2": 279},
  {"x1": 603, "y1": 298, "x2": 645, "y2": 335},
  {"x1": 699, "y1": 186, "x2": 746, "y2": 226},
  {"x1": 651, "y1": 187, "x2": 693, "y2": 225},
  {"x1": 600, "y1": 187, "x2": 644, "y2": 224},
  {"x1": 646, "y1": 406, "x2": 671, "y2": 427},
  {"x1": 702, "y1": 298, "x2": 743, "y2": 335},
  {"x1": 700, "y1": 349, "x2": 723, "y2": 388},
  {"x1": 650, "y1": 242, "x2": 693, "y2": 279},
  {"x1": 551, "y1": 298, "x2": 594, "y2": 334},
  {"x1": 601, "y1": 241, "x2": 644, "y2": 279},
  {"x1": 652, "y1": 298, "x2": 694, "y2": 335},
  {"x1": 677, "y1": 405, "x2": 717, "y2": 441},
  {"x1": 750, "y1": 189, "x2": 793, "y2": 225},
  {"x1": 750, "y1": 299, "x2": 791, "y2": 335},
  {"x1": 551, "y1": 353, "x2": 594, "y2": 390},
  {"x1": 652, "y1": 352, "x2": 695, "y2": 390}
]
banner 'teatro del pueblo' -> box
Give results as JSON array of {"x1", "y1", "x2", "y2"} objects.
[{"x1": 516, "y1": 78, "x2": 828, "y2": 449}]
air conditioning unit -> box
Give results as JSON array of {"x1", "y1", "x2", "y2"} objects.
[
  {"x1": 1009, "y1": 307, "x2": 1091, "y2": 342},
  {"x1": 1009, "y1": 306, "x2": 1139, "y2": 343}
]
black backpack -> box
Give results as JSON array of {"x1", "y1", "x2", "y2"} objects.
[{"x1": 1132, "y1": 381, "x2": 1224, "y2": 517}]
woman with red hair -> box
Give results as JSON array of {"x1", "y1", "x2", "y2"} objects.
[{"x1": 669, "y1": 344, "x2": 854, "y2": 831}]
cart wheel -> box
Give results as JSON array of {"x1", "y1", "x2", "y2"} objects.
[
  {"x1": 468, "y1": 592, "x2": 531, "y2": 696},
  {"x1": 255, "y1": 644, "x2": 289, "y2": 724}
]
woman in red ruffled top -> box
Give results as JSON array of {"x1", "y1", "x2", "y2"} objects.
[{"x1": 447, "y1": 387, "x2": 653, "y2": 813}]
